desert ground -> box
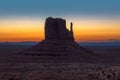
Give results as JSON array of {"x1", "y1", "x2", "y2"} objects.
[{"x1": 0, "y1": 42, "x2": 120, "y2": 80}]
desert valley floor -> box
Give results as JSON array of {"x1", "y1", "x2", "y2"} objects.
[{"x1": 0, "y1": 42, "x2": 120, "y2": 80}]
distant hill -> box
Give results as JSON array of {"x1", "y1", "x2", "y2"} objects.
[
  {"x1": 0, "y1": 42, "x2": 38, "y2": 46},
  {"x1": 0, "y1": 41, "x2": 120, "y2": 47},
  {"x1": 79, "y1": 41, "x2": 120, "y2": 47}
]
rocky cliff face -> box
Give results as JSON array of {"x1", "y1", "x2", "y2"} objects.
[{"x1": 45, "y1": 17, "x2": 74, "y2": 41}]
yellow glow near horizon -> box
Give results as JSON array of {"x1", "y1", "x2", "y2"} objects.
[
  {"x1": 0, "y1": 17, "x2": 120, "y2": 42},
  {"x1": 70, "y1": 19, "x2": 120, "y2": 41},
  {"x1": 0, "y1": 18, "x2": 44, "y2": 42}
]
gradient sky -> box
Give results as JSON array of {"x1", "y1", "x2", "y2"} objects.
[{"x1": 0, "y1": 0, "x2": 120, "y2": 42}]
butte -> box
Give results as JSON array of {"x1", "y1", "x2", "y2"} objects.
[{"x1": 17, "y1": 17, "x2": 100, "y2": 62}]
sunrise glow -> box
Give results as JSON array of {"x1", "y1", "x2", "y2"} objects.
[{"x1": 0, "y1": 16, "x2": 120, "y2": 42}]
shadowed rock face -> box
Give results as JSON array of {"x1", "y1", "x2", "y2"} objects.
[{"x1": 45, "y1": 17, "x2": 74, "y2": 41}]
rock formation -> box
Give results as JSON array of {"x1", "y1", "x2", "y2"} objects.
[
  {"x1": 45, "y1": 17, "x2": 74, "y2": 41},
  {"x1": 18, "y1": 17, "x2": 100, "y2": 62}
]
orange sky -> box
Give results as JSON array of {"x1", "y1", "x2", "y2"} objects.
[{"x1": 0, "y1": 17, "x2": 120, "y2": 42}]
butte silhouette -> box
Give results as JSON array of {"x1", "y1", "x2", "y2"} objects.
[{"x1": 19, "y1": 17, "x2": 99, "y2": 62}]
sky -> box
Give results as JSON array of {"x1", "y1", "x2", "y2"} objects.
[{"x1": 0, "y1": 0, "x2": 120, "y2": 42}]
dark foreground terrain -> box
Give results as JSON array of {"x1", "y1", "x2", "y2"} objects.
[{"x1": 0, "y1": 42, "x2": 120, "y2": 80}]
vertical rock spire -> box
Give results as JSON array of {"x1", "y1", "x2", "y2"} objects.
[
  {"x1": 70, "y1": 22, "x2": 74, "y2": 41},
  {"x1": 70, "y1": 22, "x2": 73, "y2": 32}
]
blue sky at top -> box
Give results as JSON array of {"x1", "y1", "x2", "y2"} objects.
[{"x1": 0, "y1": 0, "x2": 120, "y2": 17}]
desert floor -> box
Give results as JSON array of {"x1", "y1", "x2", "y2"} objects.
[{"x1": 0, "y1": 43, "x2": 120, "y2": 80}]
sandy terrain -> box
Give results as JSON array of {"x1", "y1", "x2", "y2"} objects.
[{"x1": 0, "y1": 43, "x2": 120, "y2": 80}]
